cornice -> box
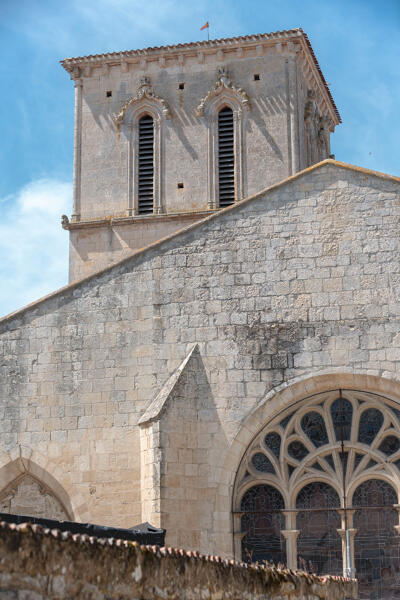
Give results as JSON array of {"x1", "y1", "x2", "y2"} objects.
[
  {"x1": 61, "y1": 29, "x2": 304, "y2": 67},
  {"x1": 60, "y1": 28, "x2": 341, "y2": 124},
  {"x1": 62, "y1": 209, "x2": 216, "y2": 231}
]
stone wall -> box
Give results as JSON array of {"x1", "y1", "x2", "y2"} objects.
[
  {"x1": 63, "y1": 30, "x2": 339, "y2": 279},
  {"x1": 0, "y1": 521, "x2": 357, "y2": 600},
  {"x1": 0, "y1": 160, "x2": 399, "y2": 555}
]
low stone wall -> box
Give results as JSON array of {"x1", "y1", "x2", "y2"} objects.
[{"x1": 0, "y1": 522, "x2": 357, "y2": 599}]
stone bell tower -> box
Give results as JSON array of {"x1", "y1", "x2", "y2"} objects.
[{"x1": 61, "y1": 28, "x2": 340, "y2": 281}]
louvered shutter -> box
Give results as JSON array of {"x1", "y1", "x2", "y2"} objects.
[
  {"x1": 218, "y1": 107, "x2": 235, "y2": 207},
  {"x1": 138, "y1": 115, "x2": 154, "y2": 214}
]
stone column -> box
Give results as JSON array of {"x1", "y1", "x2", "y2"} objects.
[
  {"x1": 72, "y1": 76, "x2": 83, "y2": 222},
  {"x1": 281, "y1": 529, "x2": 300, "y2": 569},
  {"x1": 282, "y1": 510, "x2": 299, "y2": 569},
  {"x1": 393, "y1": 503, "x2": 400, "y2": 535},
  {"x1": 337, "y1": 508, "x2": 357, "y2": 578}
]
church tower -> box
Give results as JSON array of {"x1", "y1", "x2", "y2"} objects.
[{"x1": 61, "y1": 29, "x2": 340, "y2": 281}]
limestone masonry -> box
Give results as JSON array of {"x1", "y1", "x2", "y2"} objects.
[
  {"x1": 60, "y1": 29, "x2": 339, "y2": 280},
  {"x1": 1, "y1": 28, "x2": 400, "y2": 598}
]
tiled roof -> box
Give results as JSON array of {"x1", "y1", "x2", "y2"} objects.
[{"x1": 60, "y1": 28, "x2": 340, "y2": 123}]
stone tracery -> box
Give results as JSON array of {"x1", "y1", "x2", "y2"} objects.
[{"x1": 234, "y1": 389, "x2": 400, "y2": 591}]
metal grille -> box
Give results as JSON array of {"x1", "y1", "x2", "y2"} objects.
[
  {"x1": 218, "y1": 106, "x2": 235, "y2": 207},
  {"x1": 241, "y1": 484, "x2": 286, "y2": 566},
  {"x1": 353, "y1": 480, "x2": 400, "y2": 599},
  {"x1": 138, "y1": 115, "x2": 154, "y2": 214},
  {"x1": 296, "y1": 482, "x2": 342, "y2": 576}
]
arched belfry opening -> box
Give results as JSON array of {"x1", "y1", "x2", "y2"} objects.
[
  {"x1": 138, "y1": 114, "x2": 155, "y2": 214},
  {"x1": 217, "y1": 106, "x2": 235, "y2": 207},
  {"x1": 233, "y1": 389, "x2": 400, "y2": 598}
]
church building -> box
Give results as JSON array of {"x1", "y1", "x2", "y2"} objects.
[{"x1": 1, "y1": 29, "x2": 400, "y2": 600}]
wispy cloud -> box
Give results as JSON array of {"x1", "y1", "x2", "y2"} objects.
[{"x1": 0, "y1": 179, "x2": 71, "y2": 317}]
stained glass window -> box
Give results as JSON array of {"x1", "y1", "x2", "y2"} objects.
[
  {"x1": 265, "y1": 432, "x2": 281, "y2": 459},
  {"x1": 237, "y1": 389, "x2": 400, "y2": 583},
  {"x1": 301, "y1": 412, "x2": 329, "y2": 447},
  {"x1": 358, "y1": 408, "x2": 384, "y2": 445},
  {"x1": 288, "y1": 440, "x2": 309, "y2": 461},
  {"x1": 241, "y1": 485, "x2": 286, "y2": 565},
  {"x1": 251, "y1": 452, "x2": 275, "y2": 474},
  {"x1": 296, "y1": 482, "x2": 341, "y2": 575},
  {"x1": 331, "y1": 397, "x2": 353, "y2": 441},
  {"x1": 378, "y1": 435, "x2": 400, "y2": 457},
  {"x1": 353, "y1": 480, "x2": 399, "y2": 600}
]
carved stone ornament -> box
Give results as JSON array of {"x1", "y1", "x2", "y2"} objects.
[
  {"x1": 196, "y1": 67, "x2": 250, "y2": 117},
  {"x1": 61, "y1": 214, "x2": 70, "y2": 229},
  {"x1": 113, "y1": 76, "x2": 171, "y2": 127}
]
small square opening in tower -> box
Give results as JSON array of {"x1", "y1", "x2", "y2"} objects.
[
  {"x1": 179, "y1": 83, "x2": 185, "y2": 90},
  {"x1": 106, "y1": 90, "x2": 112, "y2": 97},
  {"x1": 177, "y1": 182, "x2": 184, "y2": 189},
  {"x1": 254, "y1": 74, "x2": 260, "y2": 81}
]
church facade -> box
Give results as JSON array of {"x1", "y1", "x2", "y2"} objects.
[{"x1": 1, "y1": 29, "x2": 400, "y2": 599}]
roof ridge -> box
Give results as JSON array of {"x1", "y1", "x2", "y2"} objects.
[
  {"x1": 61, "y1": 28, "x2": 303, "y2": 63},
  {"x1": 1, "y1": 159, "x2": 398, "y2": 327}
]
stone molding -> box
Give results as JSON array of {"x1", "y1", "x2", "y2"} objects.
[
  {"x1": 196, "y1": 67, "x2": 250, "y2": 117},
  {"x1": 113, "y1": 77, "x2": 171, "y2": 216},
  {"x1": 197, "y1": 68, "x2": 249, "y2": 208},
  {"x1": 0, "y1": 445, "x2": 88, "y2": 522},
  {"x1": 113, "y1": 76, "x2": 171, "y2": 128}
]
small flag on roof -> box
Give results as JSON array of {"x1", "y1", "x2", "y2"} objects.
[{"x1": 200, "y1": 21, "x2": 209, "y2": 30}]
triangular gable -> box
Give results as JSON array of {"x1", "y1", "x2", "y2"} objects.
[{"x1": 1, "y1": 159, "x2": 399, "y2": 326}]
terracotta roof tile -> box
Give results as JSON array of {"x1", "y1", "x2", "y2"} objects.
[{"x1": 0, "y1": 520, "x2": 356, "y2": 584}]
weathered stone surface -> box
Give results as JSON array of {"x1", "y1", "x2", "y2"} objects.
[
  {"x1": 0, "y1": 521, "x2": 357, "y2": 599},
  {"x1": 0, "y1": 160, "x2": 400, "y2": 558},
  {"x1": 0, "y1": 475, "x2": 68, "y2": 520},
  {"x1": 63, "y1": 31, "x2": 338, "y2": 280}
]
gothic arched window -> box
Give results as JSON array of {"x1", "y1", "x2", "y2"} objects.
[
  {"x1": 196, "y1": 67, "x2": 250, "y2": 209},
  {"x1": 113, "y1": 76, "x2": 171, "y2": 217},
  {"x1": 234, "y1": 389, "x2": 400, "y2": 595},
  {"x1": 353, "y1": 479, "x2": 399, "y2": 597}
]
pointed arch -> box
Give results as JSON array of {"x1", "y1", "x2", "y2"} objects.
[
  {"x1": 212, "y1": 372, "x2": 400, "y2": 561},
  {"x1": 0, "y1": 458, "x2": 72, "y2": 520},
  {"x1": 114, "y1": 77, "x2": 170, "y2": 217},
  {"x1": 0, "y1": 446, "x2": 89, "y2": 522},
  {"x1": 196, "y1": 68, "x2": 250, "y2": 208}
]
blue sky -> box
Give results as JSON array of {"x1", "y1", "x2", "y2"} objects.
[{"x1": 0, "y1": 0, "x2": 399, "y2": 316}]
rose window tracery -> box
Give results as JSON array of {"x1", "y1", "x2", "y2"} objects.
[{"x1": 234, "y1": 389, "x2": 400, "y2": 596}]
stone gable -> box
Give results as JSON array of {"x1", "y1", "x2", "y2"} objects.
[{"x1": 1, "y1": 160, "x2": 400, "y2": 554}]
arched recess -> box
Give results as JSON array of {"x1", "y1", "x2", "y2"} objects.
[
  {"x1": 232, "y1": 382, "x2": 400, "y2": 579},
  {"x1": 212, "y1": 372, "x2": 400, "y2": 561},
  {"x1": 196, "y1": 68, "x2": 250, "y2": 209},
  {"x1": 114, "y1": 76, "x2": 171, "y2": 217},
  {"x1": 0, "y1": 446, "x2": 88, "y2": 522}
]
